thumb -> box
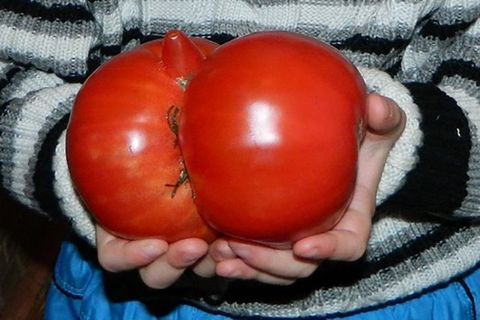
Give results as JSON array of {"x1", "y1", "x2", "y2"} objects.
[{"x1": 366, "y1": 93, "x2": 405, "y2": 139}]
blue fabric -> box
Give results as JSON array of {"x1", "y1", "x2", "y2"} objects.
[{"x1": 45, "y1": 239, "x2": 480, "y2": 320}]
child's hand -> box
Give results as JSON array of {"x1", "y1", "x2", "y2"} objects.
[
  {"x1": 202, "y1": 93, "x2": 406, "y2": 285},
  {"x1": 96, "y1": 226, "x2": 210, "y2": 289}
]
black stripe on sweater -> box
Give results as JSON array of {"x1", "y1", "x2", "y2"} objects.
[
  {"x1": 420, "y1": 19, "x2": 476, "y2": 40},
  {"x1": 201, "y1": 33, "x2": 237, "y2": 45},
  {"x1": 0, "y1": 0, "x2": 94, "y2": 23},
  {"x1": 433, "y1": 59, "x2": 480, "y2": 87},
  {"x1": 386, "y1": 83, "x2": 471, "y2": 217},
  {"x1": 32, "y1": 113, "x2": 70, "y2": 219},
  {"x1": 332, "y1": 34, "x2": 408, "y2": 55}
]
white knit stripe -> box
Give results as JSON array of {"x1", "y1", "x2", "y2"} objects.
[
  {"x1": 0, "y1": 23, "x2": 96, "y2": 75},
  {"x1": 0, "y1": 69, "x2": 64, "y2": 103},
  {"x1": 32, "y1": 0, "x2": 88, "y2": 8},
  {"x1": 442, "y1": 20, "x2": 480, "y2": 68},
  {"x1": 433, "y1": 0, "x2": 480, "y2": 25},
  {"x1": 119, "y1": 0, "x2": 142, "y2": 29},
  {"x1": 136, "y1": 0, "x2": 429, "y2": 37},
  {"x1": 367, "y1": 214, "x2": 437, "y2": 260},
  {"x1": 0, "y1": 9, "x2": 85, "y2": 37},
  {"x1": 358, "y1": 67, "x2": 422, "y2": 204},
  {"x1": 399, "y1": 36, "x2": 443, "y2": 83},
  {"x1": 111, "y1": 0, "x2": 422, "y2": 42},
  {"x1": 299, "y1": 1, "x2": 431, "y2": 38},
  {"x1": 142, "y1": 0, "x2": 298, "y2": 33},
  {"x1": 440, "y1": 78, "x2": 480, "y2": 128},
  {"x1": 2, "y1": 84, "x2": 79, "y2": 211},
  {"x1": 54, "y1": 131, "x2": 96, "y2": 246},
  {"x1": 90, "y1": 1, "x2": 123, "y2": 46}
]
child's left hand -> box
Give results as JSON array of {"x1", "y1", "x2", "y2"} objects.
[{"x1": 193, "y1": 93, "x2": 406, "y2": 285}]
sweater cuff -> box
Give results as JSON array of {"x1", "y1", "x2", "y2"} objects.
[
  {"x1": 357, "y1": 67, "x2": 423, "y2": 205},
  {"x1": 53, "y1": 131, "x2": 96, "y2": 246},
  {"x1": 384, "y1": 82, "x2": 480, "y2": 219}
]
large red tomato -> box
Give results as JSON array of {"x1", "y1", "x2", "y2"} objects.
[
  {"x1": 179, "y1": 32, "x2": 367, "y2": 247},
  {"x1": 66, "y1": 31, "x2": 218, "y2": 242}
]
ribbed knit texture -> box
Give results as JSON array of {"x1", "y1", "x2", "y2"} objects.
[{"x1": 0, "y1": 0, "x2": 479, "y2": 318}]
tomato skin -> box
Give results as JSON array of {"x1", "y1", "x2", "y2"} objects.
[
  {"x1": 66, "y1": 34, "x2": 218, "y2": 242},
  {"x1": 179, "y1": 32, "x2": 367, "y2": 247}
]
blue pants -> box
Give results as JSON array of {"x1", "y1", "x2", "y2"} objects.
[{"x1": 45, "y1": 239, "x2": 480, "y2": 320}]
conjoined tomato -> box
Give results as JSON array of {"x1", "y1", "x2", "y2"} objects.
[
  {"x1": 179, "y1": 32, "x2": 367, "y2": 247},
  {"x1": 66, "y1": 31, "x2": 218, "y2": 242},
  {"x1": 67, "y1": 31, "x2": 367, "y2": 247}
]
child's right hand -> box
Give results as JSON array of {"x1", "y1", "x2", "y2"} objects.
[{"x1": 96, "y1": 226, "x2": 211, "y2": 289}]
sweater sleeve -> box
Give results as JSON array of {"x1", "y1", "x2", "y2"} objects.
[
  {"x1": 370, "y1": 3, "x2": 480, "y2": 220},
  {"x1": 0, "y1": 1, "x2": 99, "y2": 244}
]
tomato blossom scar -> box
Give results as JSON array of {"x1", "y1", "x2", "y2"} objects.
[{"x1": 247, "y1": 102, "x2": 281, "y2": 147}]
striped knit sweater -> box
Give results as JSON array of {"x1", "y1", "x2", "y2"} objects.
[{"x1": 1, "y1": 0, "x2": 480, "y2": 318}]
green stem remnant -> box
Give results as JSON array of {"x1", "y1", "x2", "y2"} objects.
[
  {"x1": 167, "y1": 105, "x2": 180, "y2": 138},
  {"x1": 165, "y1": 106, "x2": 190, "y2": 198},
  {"x1": 165, "y1": 168, "x2": 189, "y2": 198}
]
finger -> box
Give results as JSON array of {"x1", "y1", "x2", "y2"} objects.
[
  {"x1": 193, "y1": 238, "x2": 237, "y2": 278},
  {"x1": 353, "y1": 97, "x2": 405, "y2": 216},
  {"x1": 293, "y1": 219, "x2": 369, "y2": 262},
  {"x1": 216, "y1": 258, "x2": 296, "y2": 285},
  {"x1": 366, "y1": 94, "x2": 405, "y2": 137},
  {"x1": 139, "y1": 238, "x2": 208, "y2": 289},
  {"x1": 294, "y1": 198, "x2": 372, "y2": 261},
  {"x1": 225, "y1": 241, "x2": 319, "y2": 279},
  {"x1": 96, "y1": 226, "x2": 168, "y2": 272},
  {"x1": 210, "y1": 238, "x2": 238, "y2": 262},
  {"x1": 192, "y1": 254, "x2": 216, "y2": 278}
]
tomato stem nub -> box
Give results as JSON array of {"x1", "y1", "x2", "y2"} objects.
[{"x1": 163, "y1": 30, "x2": 205, "y2": 80}]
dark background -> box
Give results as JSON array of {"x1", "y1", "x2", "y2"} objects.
[{"x1": 0, "y1": 190, "x2": 65, "y2": 319}]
